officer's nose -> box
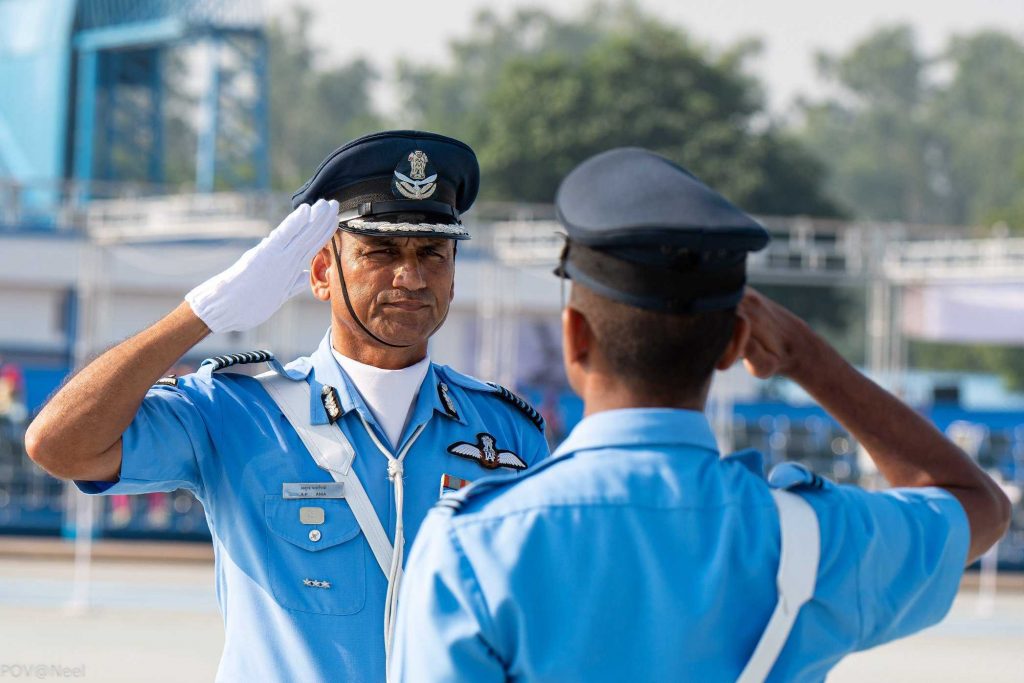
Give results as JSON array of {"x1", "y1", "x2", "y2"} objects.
[{"x1": 392, "y1": 255, "x2": 427, "y2": 291}]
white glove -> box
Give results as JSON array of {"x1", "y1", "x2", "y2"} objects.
[{"x1": 186, "y1": 198, "x2": 339, "y2": 334}]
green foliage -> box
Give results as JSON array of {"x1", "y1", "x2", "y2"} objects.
[
  {"x1": 910, "y1": 342, "x2": 1024, "y2": 392},
  {"x1": 797, "y1": 26, "x2": 1024, "y2": 232},
  {"x1": 398, "y1": 5, "x2": 840, "y2": 214},
  {"x1": 267, "y1": 8, "x2": 385, "y2": 192}
]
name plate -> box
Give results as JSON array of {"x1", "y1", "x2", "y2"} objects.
[{"x1": 282, "y1": 482, "x2": 345, "y2": 500}]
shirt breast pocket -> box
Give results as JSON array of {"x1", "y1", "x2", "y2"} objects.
[{"x1": 264, "y1": 495, "x2": 367, "y2": 616}]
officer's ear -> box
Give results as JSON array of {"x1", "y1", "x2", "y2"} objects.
[
  {"x1": 715, "y1": 310, "x2": 750, "y2": 370},
  {"x1": 309, "y1": 241, "x2": 333, "y2": 302}
]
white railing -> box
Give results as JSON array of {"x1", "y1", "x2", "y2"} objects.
[{"x1": 886, "y1": 238, "x2": 1024, "y2": 283}]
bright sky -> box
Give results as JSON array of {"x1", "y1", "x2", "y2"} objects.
[{"x1": 266, "y1": 0, "x2": 1024, "y2": 114}]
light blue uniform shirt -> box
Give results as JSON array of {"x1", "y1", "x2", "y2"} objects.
[
  {"x1": 75, "y1": 331, "x2": 549, "y2": 682},
  {"x1": 394, "y1": 408, "x2": 970, "y2": 683}
]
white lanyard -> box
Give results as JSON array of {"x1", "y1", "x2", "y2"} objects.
[{"x1": 356, "y1": 412, "x2": 427, "y2": 677}]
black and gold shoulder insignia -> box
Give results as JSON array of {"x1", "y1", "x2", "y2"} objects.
[
  {"x1": 155, "y1": 375, "x2": 178, "y2": 387},
  {"x1": 202, "y1": 350, "x2": 274, "y2": 372},
  {"x1": 487, "y1": 382, "x2": 544, "y2": 432}
]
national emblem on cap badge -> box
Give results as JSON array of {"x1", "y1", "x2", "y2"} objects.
[{"x1": 393, "y1": 150, "x2": 437, "y2": 200}]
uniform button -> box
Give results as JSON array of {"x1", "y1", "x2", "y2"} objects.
[{"x1": 309, "y1": 529, "x2": 321, "y2": 542}]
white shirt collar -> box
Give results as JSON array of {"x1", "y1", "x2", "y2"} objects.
[{"x1": 330, "y1": 349, "x2": 431, "y2": 450}]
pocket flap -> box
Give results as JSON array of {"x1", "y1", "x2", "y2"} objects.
[{"x1": 265, "y1": 496, "x2": 363, "y2": 551}]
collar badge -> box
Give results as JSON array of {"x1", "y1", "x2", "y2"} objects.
[
  {"x1": 321, "y1": 385, "x2": 342, "y2": 424},
  {"x1": 437, "y1": 382, "x2": 459, "y2": 419}
]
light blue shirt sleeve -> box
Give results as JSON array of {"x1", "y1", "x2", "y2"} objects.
[
  {"x1": 74, "y1": 382, "x2": 211, "y2": 498},
  {"x1": 834, "y1": 485, "x2": 970, "y2": 649},
  {"x1": 393, "y1": 511, "x2": 505, "y2": 683}
]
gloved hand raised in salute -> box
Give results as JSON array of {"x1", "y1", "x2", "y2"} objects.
[{"x1": 186, "y1": 198, "x2": 339, "y2": 334}]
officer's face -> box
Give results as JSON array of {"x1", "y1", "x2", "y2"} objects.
[{"x1": 317, "y1": 232, "x2": 456, "y2": 347}]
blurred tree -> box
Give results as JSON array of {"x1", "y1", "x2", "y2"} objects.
[
  {"x1": 910, "y1": 342, "x2": 1024, "y2": 392},
  {"x1": 796, "y1": 27, "x2": 947, "y2": 224},
  {"x1": 797, "y1": 26, "x2": 1024, "y2": 233},
  {"x1": 267, "y1": 7, "x2": 385, "y2": 191},
  {"x1": 399, "y1": 4, "x2": 840, "y2": 215},
  {"x1": 935, "y1": 32, "x2": 1024, "y2": 230}
]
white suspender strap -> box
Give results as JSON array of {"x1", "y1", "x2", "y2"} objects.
[
  {"x1": 254, "y1": 372, "x2": 394, "y2": 578},
  {"x1": 736, "y1": 489, "x2": 821, "y2": 683}
]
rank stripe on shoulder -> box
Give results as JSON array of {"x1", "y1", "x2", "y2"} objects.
[
  {"x1": 487, "y1": 382, "x2": 544, "y2": 432},
  {"x1": 201, "y1": 350, "x2": 275, "y2": 372}
]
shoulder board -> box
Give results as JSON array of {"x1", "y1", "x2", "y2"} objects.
[
  {"x1": 487, "y1": 382, "x2": 545, "y2": 433},
  {"x1": 436, "y1": 451, "x2": 574, "y2": 515},
  {"x1": 200, "y1": 350, "x2": 275, "y2": 373},
  {"x1": 154, "y1": 375, "x2": 178, "y2": 387},
  {"x1": 435, "y1": 366, "x2": 545, "y2": 433},
  {"x1": 767, "y1": 461, "x2": 831, "y2": 491},
  {"x1": 435, "y1": 365, "x2": 494, "y2": 393}
]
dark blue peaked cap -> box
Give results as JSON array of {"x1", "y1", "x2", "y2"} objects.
[
  {"x1": 292, "y1": 130, "x2": 480, "y2": 240},
  {"x1": 555, "y1": 147, "x2": 770, "y2": 313}
]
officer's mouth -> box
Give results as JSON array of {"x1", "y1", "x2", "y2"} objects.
[{"x1": 381, "y1": 300, "x2": 431, "y2": 312}]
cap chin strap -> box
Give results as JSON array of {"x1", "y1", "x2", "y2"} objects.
[{"x1": 330, "y1": 234, "x2": 451, "y2": 350}]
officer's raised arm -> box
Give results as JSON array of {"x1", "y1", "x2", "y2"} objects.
[
  {"x1": 738, "y1": 287, "x2": 1011, "y2": 564},
  {"x1": 25, "y1": 199, "x2": 338, "y2": 482}
]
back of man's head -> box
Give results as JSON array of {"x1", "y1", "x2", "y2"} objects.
[
  {"x1": 554, "y1": 147, "x2": 769, "y2": 408},
  {"x1": 568, "y1": 283, "x2": 737, "y2": 405}
]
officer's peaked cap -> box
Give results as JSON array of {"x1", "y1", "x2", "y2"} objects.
[{"x1": 292, "y1": 130, "x2": 480, "y2": 240}]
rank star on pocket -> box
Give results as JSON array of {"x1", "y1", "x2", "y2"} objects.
[{"x1": 447, "y1": 433, "x2": 527, "y2": 470}]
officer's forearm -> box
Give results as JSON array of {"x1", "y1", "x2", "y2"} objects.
[
  {"x1": 787, "y1": 333, "x2": 1011, "y2": 563},
  {"x1": 25, "y1": 302, "x2": 210, "y2": 481}
]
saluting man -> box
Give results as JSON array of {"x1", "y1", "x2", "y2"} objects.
[
  {"x1": 392, "y1": 147, "x2": 1011, "y2": 682},
  {"x1": 26, "y1": 131, "x2": 549, "y2": 682}
]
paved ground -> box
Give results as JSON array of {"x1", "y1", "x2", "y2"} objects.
[{"x1": 0, "y1": 556, "x2": 1021, "y2": 681}]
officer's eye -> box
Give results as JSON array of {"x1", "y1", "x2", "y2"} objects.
[{"x1": 421, "y1": 247, "x2": 446, "y2": 260}]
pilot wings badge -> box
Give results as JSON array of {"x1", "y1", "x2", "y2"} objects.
[
  {"x1": 393, "y1": 150, "x2": 437, "y2": 200},
  {"x1": 447, "y1": 433, "x2": 527, "y2": 471}
]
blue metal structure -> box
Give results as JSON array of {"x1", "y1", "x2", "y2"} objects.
[
  {"x1": 0, "y1": 0, "x2": 78, "y2": 217},
  {"x1": 72, "y1": 0, "x2": 269, "y2": 196},
  {"x1": 0, "y1": 0, "x2": 269, "y2": 210}
]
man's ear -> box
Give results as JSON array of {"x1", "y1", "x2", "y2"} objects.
[
  {"x1": 715, "y1": 310, "x2": 751, "y2": 370},
  {"x1": 562, "y1": 305, "x2": 592, "y2": 365},
  {"x1": 310, "y1": 244, "x2": 332, "y2": 302}
]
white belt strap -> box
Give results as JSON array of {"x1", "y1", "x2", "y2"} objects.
[
  {"x1": 255, "y1": 373, "x2": 394, "y2": 576},
  {"x1": 736, "y1": 489, "x2": 821, "y2": 683}
]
